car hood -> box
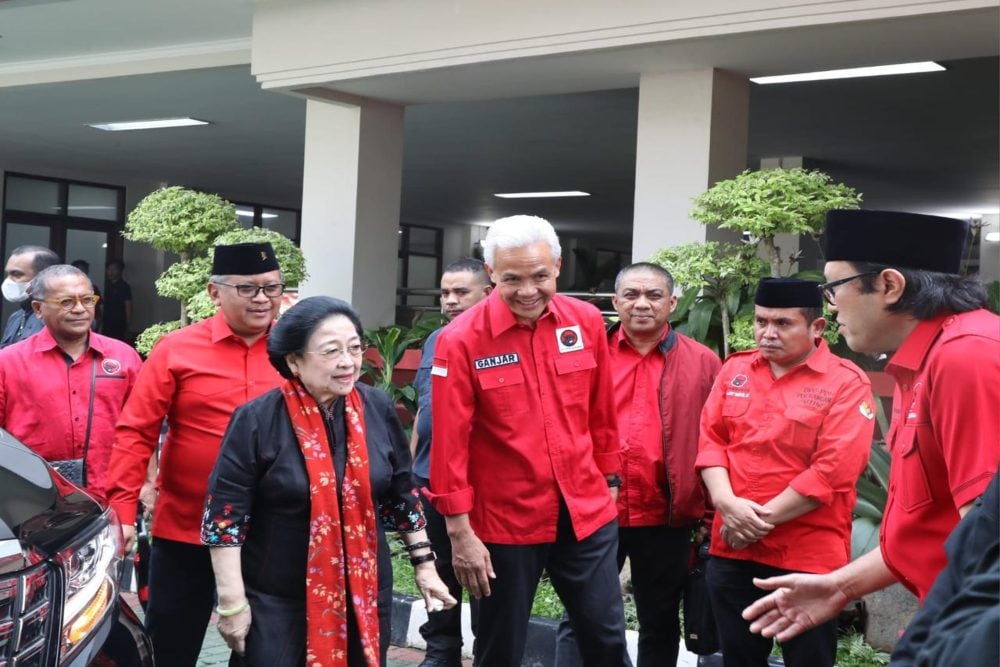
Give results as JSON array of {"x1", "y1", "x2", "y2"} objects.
[{"x1": 0, "y1": 429, "x2": 103, "y2": 574}]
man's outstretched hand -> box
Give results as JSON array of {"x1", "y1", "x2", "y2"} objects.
[{"x1": 742, "y1": 573, "x2": 849, "y2": 641}]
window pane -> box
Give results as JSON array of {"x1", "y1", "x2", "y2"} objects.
[
  {"x1": 262, "y1": 208, "x2": 298, "y2": 241},
  {"x1": 406, "y1": 255, "x2": 438, "y2": 306},
  {"x1": 408, "y1": 226, "x2": 439, "y2": 255},
  {"x1": 67, "y1": 184, "x2": 119, "y2": 221},
  {"x1": 235, "y1": 206, "x2": 255, "y2": 229},
  {"x1": 65, "y1": 229, "x2": 109, "y2": 292},
  {"x1": 5, "y1": 176, "x2": 60, "y2": 215}
]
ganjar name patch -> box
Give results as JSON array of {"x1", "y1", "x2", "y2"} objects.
[{"x1": 474, "y1": 353, "x2": 520, "y2": 370}]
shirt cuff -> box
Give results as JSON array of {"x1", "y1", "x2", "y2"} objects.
[
  {"x1": 790, "y1": 469, "x2": 835, "y2": 505},
  {"x1": 593, "y1": 450, "x2": 622, "y2": 475},
  {"x1": 423, "y1": 486, "x2": 475, "y2": 516},
  {"x1": 111, "y1": 500, "x2": 138, "y2": 527},
  {"x1": 694, "y1": 450, "x2": 728, "y2": 471}
]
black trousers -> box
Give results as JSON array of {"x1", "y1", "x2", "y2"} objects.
[
  {"x1": 415, "y1": 476, "x2": 479, "y2": 664},
  {"x1": 706, "y1": 557, "x2": 838, "y2": 667},
  {"x1": 475, "y1": 505, "x2": 629, "y2": 667},
  {"x1": 554, "y1": 524, "x2": 691, "y2": 666},
  {"x1": 145, "y1": 537, "x2": 217, "y2": 667}
]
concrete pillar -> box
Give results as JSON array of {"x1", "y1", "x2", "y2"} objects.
[
  {"x1": 632, "y1": 69, "x2": 749, "y2": 261},
  {"x1": 299, "y1": 97, "x2": 404, "y2": 326}
]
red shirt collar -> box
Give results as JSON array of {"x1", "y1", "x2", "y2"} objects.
[
  {"x1": 209, "y1": 310, "x2": 271, "y2": 345},
  {"x1": 750, "y1": 338, "x2": 833, "y2": 374},
  {"x1": 29, "y1": 325, "x2": 114, "y2": 358},
  {"x1": 886, "y1": 313, "x2": 950, "y2": 373},
  {"x1": 611, "y1": 323, "x2": 670, "y2": 352},
  {"x1": 487, "y1": 290, "x2": 557, "y2": 337}
]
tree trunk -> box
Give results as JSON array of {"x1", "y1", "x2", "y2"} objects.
[
  {"x1": 762, "y1": 236, "x2": 782, "y2": 277},
  {"x1": 179, "y1": 252, "x2": 189, "y2": 326},
  {"x1": 720, "y1": 305, "x2": 731, "y2": 359}
]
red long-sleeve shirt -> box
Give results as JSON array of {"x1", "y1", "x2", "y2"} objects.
[
  {"x1": 696, "y1": 341, "x2": 874, "y2": 573},
  {"x1": 107, "y1": 312, "x2": 282, "y2": 543},
  {"x1": 0, "y1": 328, "x2": 141, "y2": 502},
  {"x1": 425, "y1": 292, "x2": 620, "y2": 544},
  {"x1": 881, "y1": 310, "x2": 1000, "y2": 600}
]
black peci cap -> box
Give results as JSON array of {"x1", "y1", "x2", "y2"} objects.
[
  {"x1": 755, "y1": 277, "x2": 822, "y2": 309},
  {"x1": 823, "y1": 210, "x2": 968, "y2": 274},
  {"x1": 212, "y1": 242, "x2": 280, "y2": 276}
]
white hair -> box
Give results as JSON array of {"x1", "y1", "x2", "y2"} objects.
[{"x1": 482, "y1": 215, "x2": 562, "y2": 266}]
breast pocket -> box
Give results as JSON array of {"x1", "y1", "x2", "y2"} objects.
[
  {"x1": 721, "y1": 397, "x2": 750, "y2": 418},
  {"x1": 476, "y1": 366, "x2": 528, "y2": 418},
  {"x1": 893, "y1": 425, "x2": 933, "y2": 511},
  {"x1": 553, "y1": 352, "x2": 597, "y2": 403},
  {"x1": 784, "y1": 406, "x2": 825, "y2": 452}
]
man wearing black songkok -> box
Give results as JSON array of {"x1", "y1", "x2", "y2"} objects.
[
  {"x1": 108, "y1": 243, "x2": 287, "y2": 666},
  {"x1": 696, "y1": 278, "x2": 875, "y2": 667},
  {"x1": 743, "y1": 211, "x2": 999, "y2": 660}
]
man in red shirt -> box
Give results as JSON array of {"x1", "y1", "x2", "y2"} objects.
[
  {"x1": 426, "y1": 216, "x2": 630, "y2": 666},
  {"x1": 555, "y1": 262, "x2": 720, "y2": 666},
  {"x1": 744, "y1": 211, "x2": 1000, "y2": 644},
  {"x1": 107, "y1": 242, "x2": 285, "y2": 666},
  {"x1": 0, "y1": 264, "x2": 141, "y2": 501},
  {"x1": 697, "y1": 278, "x2": 874, "y2": 667}
]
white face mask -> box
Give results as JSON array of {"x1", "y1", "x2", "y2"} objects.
[{"x1": 1, "y1": 278, "x2": 30, "y2": 303}]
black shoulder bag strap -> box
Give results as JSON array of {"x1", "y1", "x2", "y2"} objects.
[{"x1": 81, "y1": 353, "x2": 98, "y2": 488}]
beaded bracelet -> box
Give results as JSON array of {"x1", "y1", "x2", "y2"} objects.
[
  {"x1": 410, "y1": 552, "x2": 436, "y2": 566},
  {"x1": 403, "y1": 540, "x2": 433, "y2": 552},
  {"x1": 216, "y1": 600, "x2": 249, "y2": 617}
]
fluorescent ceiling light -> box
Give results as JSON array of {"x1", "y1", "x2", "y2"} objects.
[
  {"x1": 471, "y1": 221, "x2": 493, "y2": 227},
  {"x1": 88, "y1": 117, "x2": 209, "y2": 131},
  {"x1": 751, "y1": 62, "x2": 944, "y2": 85},
  {"x1": 237, "y1": 210, "x2": 279, "y2": 219},
  {"x1": 985, "y1": 232, "x2": 1000, "y2": 243},
  {"x1": 494, "y1": 191, "x2": 590, "y2": 199}
]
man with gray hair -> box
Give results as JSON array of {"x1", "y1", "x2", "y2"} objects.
[
  {"x1": 0, "y1": 264, "x2": 141, "y2": 501},
  {"x1": 425, "y1": 216, "x2": 629, "y2": 666},
  {"x1": 1, "y1": 244, "x2": 60, "y2": 346}
]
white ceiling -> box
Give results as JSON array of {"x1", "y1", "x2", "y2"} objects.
[{"x1": 0, "y1": 1, "x2": 996, "y2": 251}]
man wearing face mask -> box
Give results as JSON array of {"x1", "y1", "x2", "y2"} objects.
[{"x1": 1, "y1": 245, "x2": 60, "y2": 347}]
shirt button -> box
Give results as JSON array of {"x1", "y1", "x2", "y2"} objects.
[
  {"x1": 498, "y1": 378, "x2": 505, "y2": 384},
  {"x1": 901, "y1": 384, "x2": 909, "y2": 391}
]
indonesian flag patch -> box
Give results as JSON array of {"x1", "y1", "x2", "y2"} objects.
[{"x1": 431, "y1": 357, "x2": 448, "y2": 378}]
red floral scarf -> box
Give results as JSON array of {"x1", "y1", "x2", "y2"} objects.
[{"x1": 282, "y1": 380, "x2": 380, "y2": 667}]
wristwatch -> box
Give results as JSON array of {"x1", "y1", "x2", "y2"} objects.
[{"x1": 606, "y1": 474, "x2": 622, "y2": 488}]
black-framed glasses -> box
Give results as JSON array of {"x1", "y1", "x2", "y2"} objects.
[
  {"x1": 213, "y1": 282, "x2": 285, "y2": 298},
  {"x1": 305, "y1": 343, "x2": 368, "y2": 362},
  {"x1": 35, "y1": 294, "x2": 100, "y2": 310},
  {"x1": 818, "y1": 272, "x2": 878, "y2": 306}
]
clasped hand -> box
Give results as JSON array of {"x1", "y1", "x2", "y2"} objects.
[{"x1": 718, "y1": 496, "x2": 774, "y2": 549}]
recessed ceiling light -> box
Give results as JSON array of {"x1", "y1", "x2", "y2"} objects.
[
  {"x1": 984, "y1": 231, "x2": 1000, "y2": 243},
  {"x1": 494, "y1": 191, "x2": 590, "y2": 199},
  {"x1": 751, "y1": 62, "x2": 944, "y2": 85},
  {"x1": 87, "y1": 118, "x2": 210, "y2": 131}
]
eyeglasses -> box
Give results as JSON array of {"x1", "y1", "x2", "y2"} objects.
[
  {"x1": 818, "y1": 272, "x2": 878, "y2": 306},
  {"x1": 35, "y1": 294, "x2": 100, "y2": 310},
  {"x1": 304, "y1": 343, "x2": 368, "y2": 361},
  {"x1": 213, "y1": 282, "x2": 285, "y2": 298}
]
